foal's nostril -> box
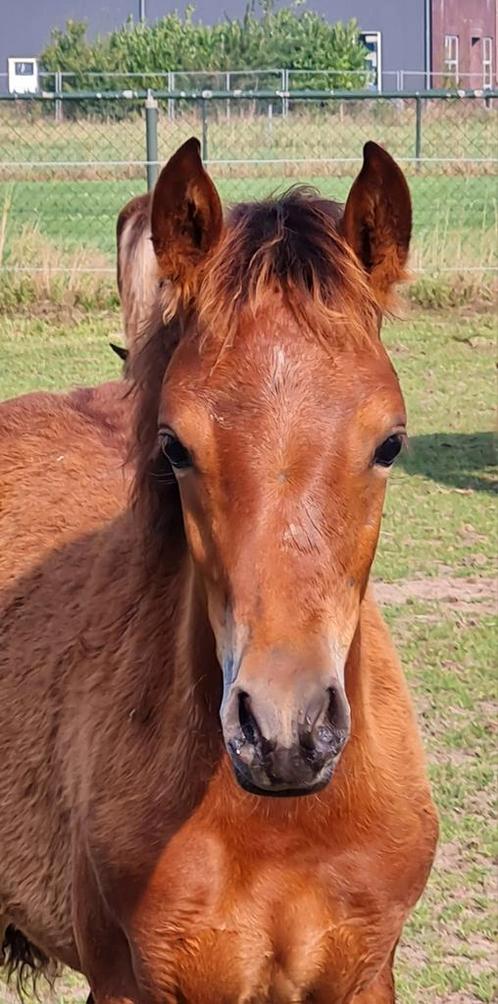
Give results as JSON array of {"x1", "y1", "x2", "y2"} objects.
[
  {"x1": 317, "y1": 686, "x2": 349, "y2": 753},
  {"x1": 327, "y1": 686, "x2": 349, "y2": 730},
  {"x1": 327, "y1": 687, "x2": 340, "y2": 724},
  {"x1": 300, "y1": 686, "x2": 350, "y2": 761},
  {"x1": 238, "y1": 692, "x2": 260, "y2": 747}
]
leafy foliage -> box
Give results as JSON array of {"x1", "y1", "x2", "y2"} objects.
[{"x1": 41, "y1": 3, "x2": 368, "y2": 95}]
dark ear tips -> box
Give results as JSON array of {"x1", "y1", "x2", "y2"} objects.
[
  {"x1": 184, "y1": 137, "x2": 201, "y2": 157},
  {"x1": 363, "y1": 140, "x2": 377, "y2": 158},
  {"x1": 363, "y1": 140, "x2": 382, "y2": 157},
  {"x1": 167, "y1": 137, "x2": 202, "y2": 174},
  {"x1": 362, "y1": 141, "x2": 394, "y2": 175},
  {"x1": 109, "y1": 342, "x2": 129, "y2": 362}
]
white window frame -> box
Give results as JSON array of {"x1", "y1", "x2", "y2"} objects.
[
  {"x1": 483, "y1": 36, "x2": 493, "y2": 88},
  {"x1": 359, "y1": 30, "x2": 382, "y2": 92},
  {"x1": 444, "y1": 34, "x2": 459, "y2": 83}
]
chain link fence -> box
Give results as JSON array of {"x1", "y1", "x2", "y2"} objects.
[{"x1": 0, "y1": 89, "x2": 496, "y2": 278}]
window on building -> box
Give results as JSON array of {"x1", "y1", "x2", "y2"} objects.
[
  {"x1": 359, "y1": 31, "x2": 382, "y2": 91},
  {"x1": 483, "y1": 36, "x2": 493, "y2": 88},
  {"x1": 444, "y1": 34, "x2": 459, "y2": 82}
]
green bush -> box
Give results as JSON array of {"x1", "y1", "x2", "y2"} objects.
[{"x1": 41, "y1": 2, "x2": 368, "y2": 111}]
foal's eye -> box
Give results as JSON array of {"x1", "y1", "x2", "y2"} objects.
[
  {"x1": 374, "y1": 434, "x2": 403, "y2": 468},
  {"x1": 159, "y1": 430, "x2": 192, "y2": 470}
]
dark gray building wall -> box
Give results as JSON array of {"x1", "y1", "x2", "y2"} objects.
[
  {"x1": 319, "y1": 0, "x2": 426, "y2": 84},
  {"x1": 2, "y1": 0, "x2": 427, "y2": 90},
  {"x1": 2, "y1": 1, "x2": 135, "y2": 80}
]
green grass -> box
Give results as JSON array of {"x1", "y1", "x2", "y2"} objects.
[
  {"x1": 1, "y1": 175, "x2": 497, "y2": 272},
  {"x1": 1, "y1": 102, "x2": 497, "y2": 272},
  {"x1": 377, "y1": 311, "x2": 496, "y2": 580},
  {"x1": 0, "y1": 313, "x2": 119, "y2": 397},
  {"x1": 386, "y1": 608, "x2": 497, "y2": 1004},
  {"x1": 0, "y1": 301, "x2": 496, "y2": 1003}
]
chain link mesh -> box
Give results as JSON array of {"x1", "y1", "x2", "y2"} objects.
[{"x1": 1, "y1": 93, "x2": 496, "y2": 276}]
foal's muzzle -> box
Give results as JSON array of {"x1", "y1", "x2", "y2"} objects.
[{"x1": 221, "y1": 675, "x2": 350, "y2": 797}]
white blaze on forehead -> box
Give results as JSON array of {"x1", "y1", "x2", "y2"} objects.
[{"x1": 270, "y1": 345, "x2": 288, "y2": 392}]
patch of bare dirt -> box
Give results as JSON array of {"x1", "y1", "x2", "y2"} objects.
[{"x1": 374, "y1": 576, "x2": 497, "y2": 614}]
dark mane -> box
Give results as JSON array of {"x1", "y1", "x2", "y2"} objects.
[
  {"x1": 130, "y1": 189, "x2": 379, "y2": 534},
  {"x1": 199, "y1": 187, "x2": 379, "y2": 353},
  {"x1": 225, "y1": 186, "x2": 345, "y2": 295},
  {"x1": 130, "y1": 312, "x2": 184, "y2": 539}
]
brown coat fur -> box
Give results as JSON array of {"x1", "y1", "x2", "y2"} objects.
[{"x1": 0, "y1": 140, "x2": 438, "y2": 1004}]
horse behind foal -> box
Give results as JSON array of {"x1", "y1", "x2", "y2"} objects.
[
  {"x1": 116, "y1": 190, "x2": 157, "y2": 358},
  {"x1": 0, "y1": 139, "x2": 438, "y2": 1003}
]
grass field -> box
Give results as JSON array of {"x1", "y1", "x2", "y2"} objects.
[
  {"x1": 2, "y1": 101, "x2": 496, "y2": 168},
  {"x1": 0, "y1": 286, "x2": 496, "y2": 1003},
  {"x1": 1, "y1": 100, "x2": 497, "y2": 272},
  {"x1": 1, "y1": 175, "x2": 497, "y2": 274}
]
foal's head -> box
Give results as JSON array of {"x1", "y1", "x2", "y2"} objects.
[{"x1": 134, "y1": 138, "x2": 411, "y2": 796}]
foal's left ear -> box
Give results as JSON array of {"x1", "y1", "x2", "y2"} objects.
[
  {"x1": 150, "y1": 137, "x2": 223, "y2": 295},
  {"x1": 341, "y1": 142, "x2": 412, "y2": 306}
]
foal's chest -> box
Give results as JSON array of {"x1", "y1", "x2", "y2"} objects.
[{"x1": 132, "y1": 830, "x2": 402, "y2": 1004}]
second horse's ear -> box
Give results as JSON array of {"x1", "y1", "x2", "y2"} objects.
[
  {"x1": 341, "y1": 142, "x2": 412, "y2": 308},
  {"x1": 109, "y1": 342, "x2": 129, "y2": 363},
  {"x1": 150, "y1": 137, "x2": 223, "y2": 300}
]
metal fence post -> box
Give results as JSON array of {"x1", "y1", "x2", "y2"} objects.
[
  {"x1": 415, "y1": 94, "x2": 422, "y2": 170},
  {"x1": 201, "y1": 98, "x2": 209, "y2": 162},
  {"x1": 55, "y1": 70, "x2": 63, "y2": 123},
  {"x1": 282, "y1": 68, "x2": 289, "y2": 118},
  {"x1": 168, "y1": 71, "x2": 175, "y2": 122},
  {"x1": 145, "y1": 90, "x2": 159, "y2": 190}
]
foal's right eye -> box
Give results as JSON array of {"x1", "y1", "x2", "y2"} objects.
[
  {"x1": 373, "y1": 434, "x2": 403, "y2": 468},
  {"x1": 159, "y1": 430, "x2": 192, "y2": 470}
]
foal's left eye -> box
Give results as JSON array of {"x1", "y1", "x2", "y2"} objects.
[
  {"x1": 159, "y1": 430, "x2": 192, "y2": 470},
  {"x1": 374, "y1": 434, "x2": 403, "y2": 468}
]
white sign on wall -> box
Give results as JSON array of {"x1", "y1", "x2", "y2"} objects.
[{"x1": 8, "y1": 58, "x2": 39, "y2": 94}]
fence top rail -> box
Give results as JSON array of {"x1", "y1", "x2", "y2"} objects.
[{"x1": 1, "y1": 88, "x2": 497, "y2": 102}]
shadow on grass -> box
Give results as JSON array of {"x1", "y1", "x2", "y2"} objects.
[{"x1": 400, "y1": 432, "x2": 497, "y2": 494}]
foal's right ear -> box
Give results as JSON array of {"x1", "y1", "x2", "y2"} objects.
[{"x1": 150, "y1": 137, "x2": 223, "y2": 297}]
